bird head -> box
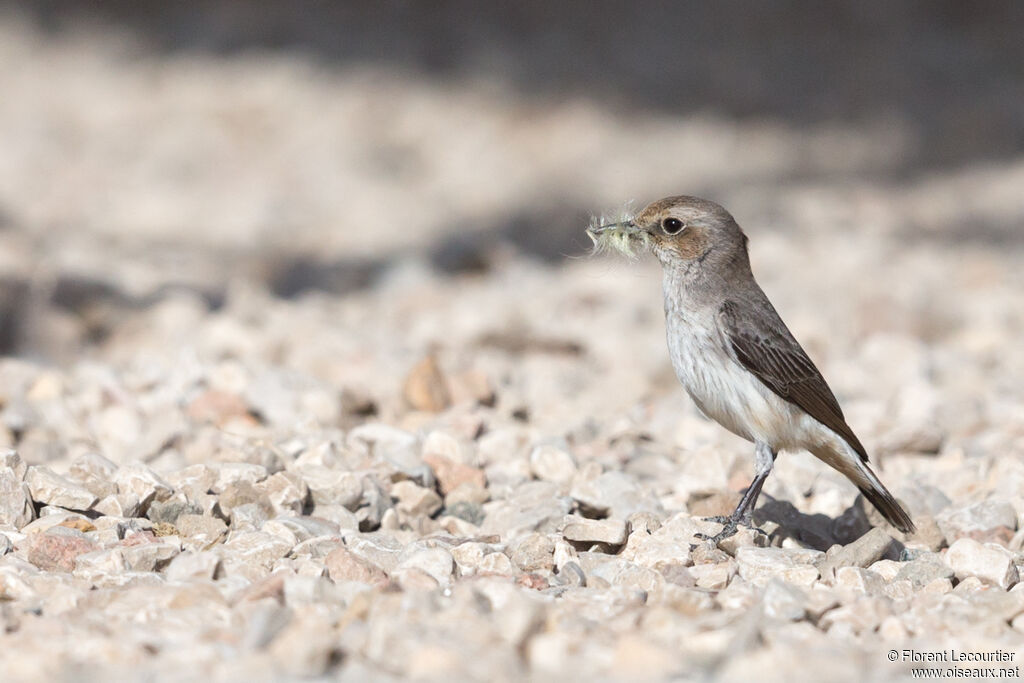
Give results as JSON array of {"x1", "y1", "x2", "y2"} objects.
[{"x1": 587, "y1": 195, "x2": 749, "y2": 271}]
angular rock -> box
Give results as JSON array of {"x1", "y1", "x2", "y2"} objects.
[
  {"x1": 938, "y1": 500, "x2": 1018, "y2": 544},
  {"x1": 120, "y1": 537, "x2": 180, "y2": 572},
  {"x1": 423, "y1": 453, "x2": 486, "y2": 495},
  {"x1": 834, "y1": 566, "x2": 885, "y2": 594},
  {"x1": 0, "y1": 467, "x2": 34, "y2": 529},
  {"x1": 945, "y1": 537, "x2": 1019, "y2": 589},
  {"x1": 395, "y1": 546, "x2": 454, "y2": 587},
  {"x1": 894, "y1": 554, "x2": 955, "y2": 588},
  {"x1": 402, "y1": 354, "x2": 451, "y2": 412},
  {"x1": 175, "y1": 514, "x2": 228, "y2": 549},
  {"x1": 480, "y1": 481, "x2": 571, "y2": 540},
  {"x1": 817, "y1": 528, "x2": 895, "y2": 580},
  {"x1": 0, "y1": 449, "x2": 27, "y2": 479},
  {"x1": 27, "y1": 528, "x2": 99, "y2": 572},
  {"x1": 24, "y1": 466, "x2": 98, "y2": 511},
  {"x1": 254, "y1": 472, "x2": 308, "y2": 516},
  {"x1": 529, "y1": 445, "x2": 577, "y2": 485},
  {"x1": 147, "y1": 498, "x2": 203, "y2": 526},
  {"x1": 93, "y1": 493, "x2": 142, "y2": 518},
  {"x1": 391, "y1": 480, "x2": 443, "y2": 517},
  {"x1": 562, "y1": 516, "x2": 628, "y2": 546},
  {"x1": 164, "y1": 551, "x2": 222, "y2": 581},
  {"x1": 762, "y1": 578, "x2": 808, "y2": 620},
  {"x1": 325, "y1": 545, "x2": 388, "y2": 586},
  {"x1": 735, "y1": 547, "x2": 823, "y2": 587},
  {"x1": 689, "y1": 561, "x2": 735, "y2": 590},
  {"x1": 221, "y1": 531, "x2": 294, "y2": 570},
  {"x1": 113, "y1": 463, "x2": 173, "y2": 510},
  {"x1": 68, "y1": 451, "x2": 118, "y2": 485},
  {"x1": 300, "y1": 467, "x2": 362, "y2": 508},
  {"x1": 209, "y1": 463, "x2": 268, "y2": 493},
  {"x1": 509, "y1": 533, "x2": 555, "y2": 572},
  {"x1": 570, "y1": 470, "x2": 663, "y2": 519}
]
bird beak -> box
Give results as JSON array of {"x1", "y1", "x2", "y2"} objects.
[{"x1": 587, "y1": 219, "x2": 640, "y2": 238}]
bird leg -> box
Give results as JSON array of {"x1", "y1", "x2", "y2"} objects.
[{"x1": 696, "y1": 442, "x2": 776, "y2": 544}]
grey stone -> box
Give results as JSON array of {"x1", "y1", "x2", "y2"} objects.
[
  {"x1": 254, "y1": 472, "x2": 308, "y2": 516},
  {"x1": 268, "y1": 516, "x2": 340, "y2": 543},
  {"x1": 25, "y1": 466, "x2": 98, "y2": 511},
  {"x1": 113, "y1": 463, "x2": 173, "y2": 509},
  {"x1": 937, "y1": 500, "x2": 1018, "y2": 543},
  {"x1": 175, "y1": 514, "x2": 228, "y2": 549},
  {"x1": 0, "y1": 450, "x2": 27, "y2": 479},
  {"x1": 0, "y1": 467, "x2": 34, "y2": 529},
  {"x1": 945, "y1": 537, "x2": 1019, "y2": 589},
  {"x1": 529, "y1": 445, "x2": 577, "y2": 485},
  {"x1": 121, "y1": 540, "x2": 180, "y2": 572},
  {"x1": 391, "y1": 480, "x2": 443, "y2": 517},
  {"x1": 817, "y1": 527, "x2": 895, "y2": 580},
  {"x1": 148, "y1": 498, "x2": 203, "y2": 525},
  {"x1": 762, "y1": 578, "x2": 808, "y2": 621},
  {"x1": 562, "y1": 516, "x2": 628, "y2": 546},
  {"x1": 93, "y1": 492, "x2": 142, "y2": 518},
  {"x1": 221, "y1": 531, "x2": 294, "y2": 570},
  {"x1": 569, "y1": 470, "x2": 663, "y2": 520},
  {"x1": 209, "y1": 463, "x2": 268, "y2": 493},
  {"x1": 163, "y1": 550, "x2": 222, "y2": 581},
  {"x1": 298, "y1": 467, "x2": 362, "y2": 508},
  {"x1": 395, "y1": 545, "x2": 455, "y2": 587},
  {"x1": 509, "y1": 533, "x2": 555, "y2": 572},
  {"x1": 894, "y1": 554, "x2": 955, "y2": 588},
  {"x1": 480, "y1": 481, "x2": 572, "y2": 540},
  {"x1": 735, "y1": 547, "x2": 823, "y2": 587}
]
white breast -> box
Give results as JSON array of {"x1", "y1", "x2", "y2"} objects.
[{"x1": 664, "y1": 307, "x2": 808, "y2": 450}]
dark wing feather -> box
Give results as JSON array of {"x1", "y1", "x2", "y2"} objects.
[{"x1": 719, "y1": 299, "x2": 868, "y2": 461}]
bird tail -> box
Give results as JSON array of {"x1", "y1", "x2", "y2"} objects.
[
  {"x1": 853, "y1": 461, "x2": 915, "y2": 534},
  {"x1": 813, "y1": 443, "x2": 916, "y2": 534}
]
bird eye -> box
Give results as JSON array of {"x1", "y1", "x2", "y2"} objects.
[{"x1": 661, "y1": 218, "x2": 685, "y2": 235}]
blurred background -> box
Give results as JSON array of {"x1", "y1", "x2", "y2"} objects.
[{"x1": 1, "y1": 0, "x2": 1022, "y2": 365}]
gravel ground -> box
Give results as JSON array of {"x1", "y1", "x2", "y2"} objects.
[{"x1": 2, "y1": 9, "x2": 1024, "y2": 683}]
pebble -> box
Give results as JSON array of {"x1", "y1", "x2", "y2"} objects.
[
  {"x1": 395, "y1": 547, "x2": 455, "y2": 588},
  {"x1": 164, "y1": 551, "x2": 222, "y2": 581},
  {"x1": 945, "y1": 537, "x2": 1019, "y2": 589},
  {"x1": 112, "y1": 463, "x2": 174, "y2": 509},
  {"x1": 391, "y1": 480, "x2": 443, "y2": 517},
  {"x1": 761, "y1": 578, "x2": 808, "y2": 621},
  {"x1": 735, "y1": 547, "x2": 823, "y2": 587},
  {"x1": 562, "y1": 516, "x2": 628, "y2": 546},
  {"x1": 0, "y1": 467, "x2": 34, "y2": 529},
  {"x1": 27, "y1": 528, "x2": 99, "y2": 572},
  {"x1": 298, "y1": 467, "x2": 363, "y2": 508},
  {"x1": 817, "y1": 528, "x2": 895, "y2": 580},
  {"x1": 894, "y1": 554, "x2": 955, "y2": 587},
  {"x1": 529, "y1": 445, "x2": 578, "y2": 485},
  {"x1": 937, "y1": 500, "x2": 1018, "y2": 544},
  {"x1": 509, "y1": 533, "x2": 555, "y2": 572},
  {"x1": 24, "y1": 466, "x2": 98, "y2": 511},
  {"x1": 175, "y1": 514, "x2": 228, "y2": 548},
  {"x1": 423, "y1": 453, "x2": 486, "y2": 495},
  {"x1": 324, "y1": 545, "x2": 388, "y2": 586}
]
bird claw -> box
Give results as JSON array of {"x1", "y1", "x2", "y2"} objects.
[{"x1": 694, "y1": 514, "x2": 761, "y2": 546}]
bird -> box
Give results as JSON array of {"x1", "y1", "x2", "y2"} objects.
[{"x1": 587, "y1": 195, "x2": 915, "y2": 543}]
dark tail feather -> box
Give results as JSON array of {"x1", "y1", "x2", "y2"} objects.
[{"x1": 858, "y1": 482, "x2": 916, "y2": 534}]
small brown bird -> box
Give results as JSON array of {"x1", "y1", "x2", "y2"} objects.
[{"x1": 588, "y1": 195, "x2": 914, "y2": 542}]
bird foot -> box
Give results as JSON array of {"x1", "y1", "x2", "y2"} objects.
[{"x1": 694, "y1": 513, "x2": 761, "y2": 546}]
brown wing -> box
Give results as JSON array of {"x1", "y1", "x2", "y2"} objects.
[{"x1": 719, "y1": 299, "x2": 868, "y2": 461}]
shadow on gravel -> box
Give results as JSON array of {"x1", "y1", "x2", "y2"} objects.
[{"x1": 14, "y1": 0, "x2": 1024, "y2": 172}]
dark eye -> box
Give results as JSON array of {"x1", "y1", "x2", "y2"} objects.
[{"x1": 662, "y1": 218, "x2": 685, "y2": 235}]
